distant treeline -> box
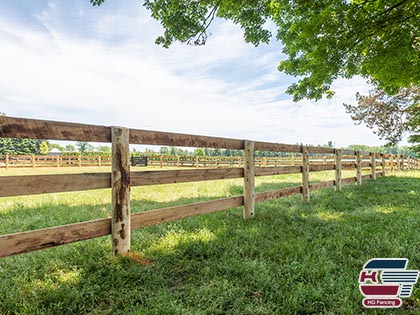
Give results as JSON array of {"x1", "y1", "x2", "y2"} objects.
[{"x1": 133, "y1": 145, "x2": 418, "y2": 158}]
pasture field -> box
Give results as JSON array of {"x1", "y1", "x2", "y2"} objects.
[{"x1": 0, "y1": 167, "x2": 419, "y2": 314}]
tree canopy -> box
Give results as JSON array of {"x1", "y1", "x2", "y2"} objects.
[
  {"x1": 0, "y1": 138, "x2": 43, "y2": 155},
  {"x1": 344, "y1": 85, "x2": 420, "y2": 152},
  {"x1": 92, "y1": 0, "x2": 420, "y2": 101}
]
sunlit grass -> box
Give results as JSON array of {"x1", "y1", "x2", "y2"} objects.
[{"x1": 1, "y1": 168, "x2": 419, "y2": 314}]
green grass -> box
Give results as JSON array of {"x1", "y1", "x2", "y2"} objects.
[{"x1": 1, "y1": 168, "x2": 420, "y2": 314}]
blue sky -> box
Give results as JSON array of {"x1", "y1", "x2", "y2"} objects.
[{"x1": 0, "y1": 0, "x2": 387, "y2": 148}]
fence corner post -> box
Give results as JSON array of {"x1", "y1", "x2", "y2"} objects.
[
  {"x1": 370, "y1": 152, "x2": 376, "y2": 180},
  {"x1": 301, "y1": 146, "x2": 310, "y2": 201},
  {"x1": 111, "y1": 126, "x2": 131, "y2": 255},
  {"x1": 335, "y1": 149, "x2": 342, "y2": 191},
  {"x1": 243, "y1": 140, "x2": 255, "y2": 219},
  {"x1": 356, "y1": 151, "x2": 362, "y2": 185}
]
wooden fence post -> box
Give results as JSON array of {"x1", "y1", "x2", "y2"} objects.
[
  {"x1": 31, "y1": 155, "x2": 35, "y2": 168},
  {"x1": 370, "y1": 152, "x2": 376, "y2": 180},
  {"x1": 356, "y1": 151, "x2": 362, "y2": 185},
  {"x1": 78, "y1": 155, "x2": 82, "y2": 167},
  {"x1": 335, "y1": 149, "x2": 342, "y2": 191},
  {"x1": 177, "y1": 156, "x2": 180, "y2": 168},
  {"x1": 111, "y1": 126, "x2": 131, "y2": 255},
  {"x1": 396, "y1": 154, "x2": 400, "y2": 171},
  {"x1": 195, "y1": 156, "x2": 199, "y2": 169},
  {"x1": 381, "y1": 153, "x2": 386, "y2": 176},
  {"x1": 302, "y1": 146, "x2": 310, "y2": 201},
  {"x1": 5, "y1": 154, "x2": 9, "y2": 170},
  {"x1": 390, "y1": 154, "x2": 394, "y2": 172},
  {"x1": 401, "y1": 154, "x2": 404, "y2": 171},
  {"x1": 159, "y1": 155, "x2": 163, "y2": 168},
  {"x1": 98, "y1": 156, "x2": 102, "y2": 167},
  {"x1": 243, "y1": 140, "x2": 255, "y2": 219}
]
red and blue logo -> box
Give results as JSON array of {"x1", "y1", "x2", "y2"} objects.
[{"x1": 359, "y1": 258, "x2": 419, "y2": 308}]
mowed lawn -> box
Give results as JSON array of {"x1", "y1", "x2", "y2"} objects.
[{"x1": 1, "y1": 166, "x2": 420, "y2": 314}]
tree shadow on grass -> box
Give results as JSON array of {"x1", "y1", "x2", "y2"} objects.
[{"x1": 1, "y1": 175, "x2": 420, "y2": 314}]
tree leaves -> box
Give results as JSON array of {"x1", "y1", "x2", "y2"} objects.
[
  {"x1": 0, "y1": 138, "x2": 43, "y2": 155},
  {"x1": 344, "y1": 86, "x2": 420, "y2": 151},
  {"x1": 91, "y1": 0, "x2": 420, "y2": 101}
]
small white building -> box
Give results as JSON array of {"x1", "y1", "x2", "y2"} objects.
[{"x1": 49, "y1": 148, "x2": 62, "y2": 156}]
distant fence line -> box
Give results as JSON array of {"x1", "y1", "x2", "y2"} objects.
[
  {"x1": 0, "y1": 154, "x2": 112, "y2": 169},
  {"x1": 0, "y1": 116, "x2": 419, "y2": 258},
  {"x1": 1, "y1": 153, "x2": 418, "y2": 170}
]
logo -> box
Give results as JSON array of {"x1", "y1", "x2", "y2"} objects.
[{"x1": 359, "y1": 258, "x2": 419, "y2": 308}]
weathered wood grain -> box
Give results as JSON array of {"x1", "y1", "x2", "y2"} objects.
[
  {"x1": 0, "y1": 116, "x2": 111, "y2": 142},
  {"x1": 335, "y1": 149, "x2": 342, "y2": 191},
  {"x1": 131, "y1": 196, "x2": 244, "y2": 229},
  {"x1": 255, "y1": 166, "x2": 302, "y2": 176},
  {"x1": 370, "y1": 153, "x2": 377, "y2": 180},
  {"x1": 129, "y1": 128, "x2": 244, "y2": 149},
  {"x1": 341, "y1": 150, "x2": 357, "y2": 156},
  {"x1": 111, "y1": 127, "x2": 130, "y2": 255},
  {"x1": 342, "y1": 177, "x2": 356, "y2": 184},
  {"x1": 131, "y1": 168, "x2": 244, "y2": 186},
  {"x1": 356, "y1": 151, "x2": 362, "y2": 185},
  {"x1": 255, "y1": 141, "x2": 302, "y2": 153},
  {"x1": 0, "y1": 218, "x2": 111, "y2": 258},
  {"x1": 307, "y1": 147, "x2": 335, "y2": 154},
  {"x1": 0, "y1": 173, "x2": 111, "y2": 197},
  {"x1": 342, "y1": 163, "x2": 357, "y2": 170},
  {"x1": 381, "y1": 154, "x2": 386, "y2": 176},
  {"x1": 255, "y1": 186, "x2": 302, "y2": 202},
  {"x1": 302, "y1": 146, "x2": 310, "y2": 201},
  {"x1": 309, "y1": 164, "x2": 335, "y2": 172},
  {"x1": 361, "y1": 162, "x2": 371, "y2": 168},
  {"x1": 309, "y1": 180, "x2": 335, "y2": 191},
  {"x1": 243, "y1": 140, "x2": 255, "y2": 219}
]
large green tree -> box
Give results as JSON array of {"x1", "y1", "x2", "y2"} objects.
[
  {"x1": 92, "y1": 0, "x2": 420, "y2": 101},
  {"x1": 344, "y1": 86, "x2": 420, "y2": 152},
  {"x1": 0, "y1": 138, "x2": 43, "y2": 155}
]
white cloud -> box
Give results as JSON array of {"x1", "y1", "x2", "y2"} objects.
[{"x1": 0, "y1": 2, "x2": 386, "y2": 148}]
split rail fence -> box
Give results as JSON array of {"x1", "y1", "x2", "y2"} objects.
[
  {"x1": 0, "y1": 116, "x2": 419, "y2": 258},
  {"x1": 1, "y1": 153, "x2": 418, "y2": 170},
  {"x1": 0, "y1": 154, "x2": 111, "y2": 169}
]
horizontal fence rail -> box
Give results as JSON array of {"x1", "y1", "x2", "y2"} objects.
[{"x1": 0, "y1": 116, "x2": 419, "y2": 258}]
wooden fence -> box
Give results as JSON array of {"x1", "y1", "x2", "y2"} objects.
[
  {"x1": 0, "y1": 154, "x2": 111, "y2": 169},
  {"x1": 1, "y1": 153, "x2": 418, "y2": 170},
  {"x1": 0, "y1": 116, "x2": 419, "y2": 258}
]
